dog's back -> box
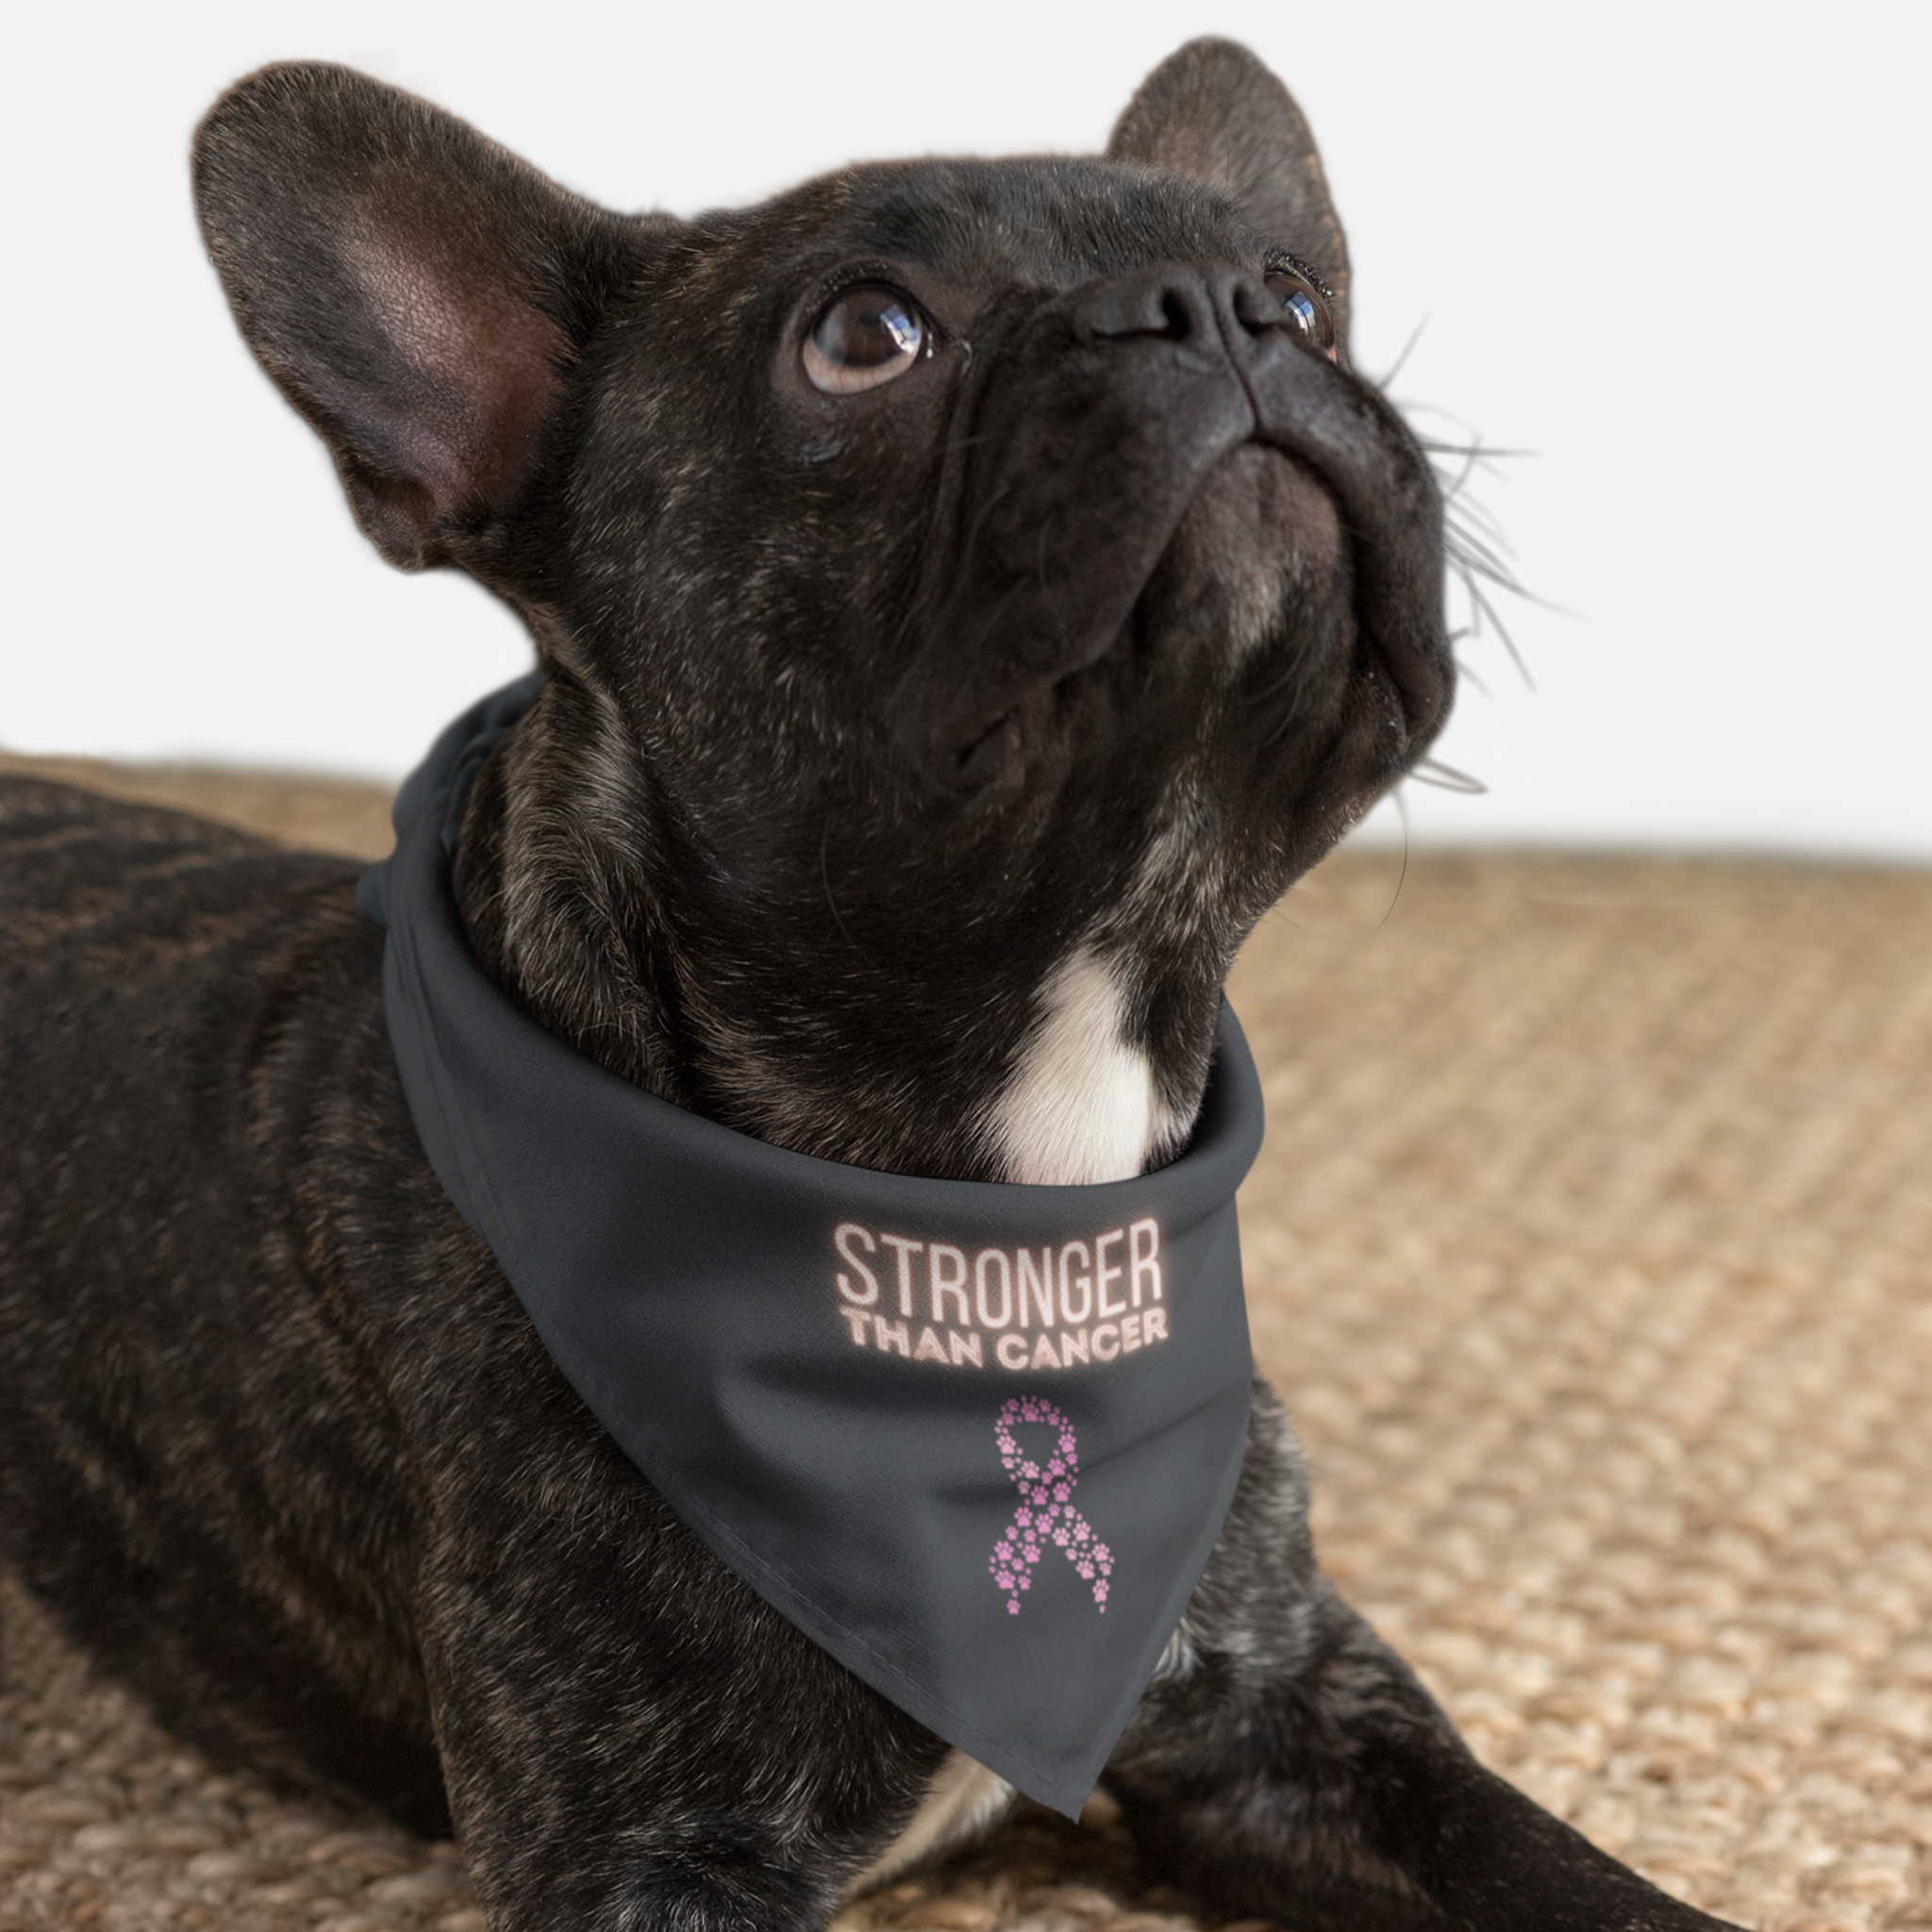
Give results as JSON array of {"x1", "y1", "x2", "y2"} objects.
[
  {"x1": 0, "y1": 776, "x2": 453, "y2": 1828},
  {"x1": 0, "y1": 776, "x2": 365, "y2": 1274}
]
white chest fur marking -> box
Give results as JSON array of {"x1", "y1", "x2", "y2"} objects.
[
  {"x1": 847, "y1": 1751, "x2": 1016, "y2": 1894},
  {"x1": 853, "y1": 955, "x2": 1196, "y2": 1889},
  {"x1": 989, "y1": 947, "x2": 1177, "y2": 1186}
]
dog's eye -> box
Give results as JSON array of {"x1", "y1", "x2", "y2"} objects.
[
  {"x1": 805, "y1": 286, "x2": 926, "y2": 394},
  {"x1": 1264, "y1": 269, "x2": 1338, "y2": 361}
]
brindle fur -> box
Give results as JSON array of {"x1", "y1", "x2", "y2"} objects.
[{"x1": 0, "y1": 42, "x2": 1738, "y2": 1932}]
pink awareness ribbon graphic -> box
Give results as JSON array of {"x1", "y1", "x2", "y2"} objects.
[{"x1": 989, "y1": 1396, "x2": 1113, "y2": 1616}]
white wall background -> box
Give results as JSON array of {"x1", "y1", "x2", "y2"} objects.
[{"x1": 4, "y1": 1, "x2": 1926, "y2": 854}]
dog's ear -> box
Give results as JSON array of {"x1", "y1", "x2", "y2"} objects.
[
  {"x1": 1108, "y1": 39, "x2": 1351, "y2": 348},
  {"x1": 194, "y1": 63, "x2": 645, "y2": 571}
]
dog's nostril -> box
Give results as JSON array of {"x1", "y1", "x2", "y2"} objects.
[{"x1": 1076, "y1": 272, "x2": 1213, "y2": 344}]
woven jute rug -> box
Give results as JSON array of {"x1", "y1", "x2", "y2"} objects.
[{"x1": 5, "y1": 754, "x2": 1931, "y2": 1932}]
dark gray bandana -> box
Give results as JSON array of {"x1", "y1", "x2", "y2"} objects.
[{"x1": 357, "y1": 675, "x2": 1264, "y2": 1816}]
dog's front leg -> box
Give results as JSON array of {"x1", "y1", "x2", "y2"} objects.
[
  {"x1": 1105, "y1": 1385, "x2": 1740, "y2": 1932},
  {"x1": 404, "y1": 1419, "x2": 950, "y2": 1932}
]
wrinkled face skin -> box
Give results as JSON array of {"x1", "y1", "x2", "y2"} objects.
[{"x1": 194, "y1": 46, "x2": 1451, "y2": 1180}]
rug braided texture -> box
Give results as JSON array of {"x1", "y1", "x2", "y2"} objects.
[{"x1": 4, "y1": 755, "x2": 1931, "y2": 1932}]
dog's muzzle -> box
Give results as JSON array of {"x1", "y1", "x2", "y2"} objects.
[{"x1": 891, "y1": 264, "x2": 1452, "y2": 793}]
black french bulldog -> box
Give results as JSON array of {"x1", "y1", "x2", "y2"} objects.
[{"x1": 0, "y1": 40, "x2": 1739, "y2": 1932}]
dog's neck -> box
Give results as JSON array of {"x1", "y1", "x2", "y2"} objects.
[{"x1": 450, "y1": 677, "x2": 1208, "y2": 1187}]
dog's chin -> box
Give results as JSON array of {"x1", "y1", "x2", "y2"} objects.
[
  {"x1": 1142, "y1": 440, "x2": 1349, "y2": 675},
  {"x1": 949, "y1": 444, "x2": 1372, "y2": 799}
]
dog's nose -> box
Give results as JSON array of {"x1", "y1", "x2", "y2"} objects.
[{"x1": 1070, "y1": 265, "x2": 1306, "y2": 360}]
